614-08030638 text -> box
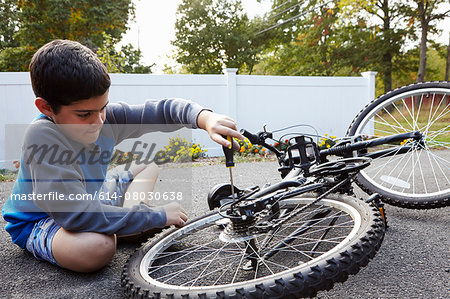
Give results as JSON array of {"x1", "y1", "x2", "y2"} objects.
[{"x1": 9, "y1": 191, "x2": 184, "y2": 202}]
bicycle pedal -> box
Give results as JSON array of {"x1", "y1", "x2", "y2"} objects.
[{"x1": 365, "y1": 193, "x2": 381, "y2": 203}]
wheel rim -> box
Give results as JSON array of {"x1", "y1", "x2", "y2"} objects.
[
  {"x1": 353, "y1": 87, "x2": 450, "y2": 198},
  {"x1": 139, "y1": 198, "x2": 362, "y2": 291}
]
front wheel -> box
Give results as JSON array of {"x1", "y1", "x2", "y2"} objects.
[
  {"x1": 347, "y1": 81, "x2": 450, "y2": 209},
  {"x1": 121, "y1": 194, "x2": 385, "y2": 298}
]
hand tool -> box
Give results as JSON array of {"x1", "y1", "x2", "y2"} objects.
[{"x1": 222, "y1": 136, "x2": 236, "y2": 203}]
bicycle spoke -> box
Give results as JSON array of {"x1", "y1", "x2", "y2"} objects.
[
  {"x1": 413, "y1": 93, "x2": 424, "y2": 131},
  {"x1": 401, "y1": 97, "x2": 416, "y2": 131},
  {"x1": 378, "y1": 109, "x2": 406, "y2": 133},
  {"x1": 235, "y1": 239, "x2": 276, "y2": 275},
  {"x1": 187, "y1": 243, "x2": 233, "y2": 287},
  {"x1": 275, "y1": 214, "x2": 353, "y2": 239},
  {"x1": 373, "y1": 115, "x2": 404, "y2": 134},
  {"x1": 426, "y1": 151, "x2": 450, "y2": 185},
  {"x1": 371, "y1": 146, "x2": 414, "y2": 181},
  {"x1": 159, "y1": 243, "x2": 232, "y2": 283},
  {"x1": 230, "y1": 241, "x2": 250, "y2": 284},
  {"x1": 424, "y1": 145, "x2": 443, "y2": 192},
  {"x1": 392, "y1": 101, "x2": 414, "y2": 130},
  {"x1": 425, "y1": 125, "x2": 450, "y2": 144},
  {"x1": 422, "y1": 103, "x2": 450, "y2": 134}
]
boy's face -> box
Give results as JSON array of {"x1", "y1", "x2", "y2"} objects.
[{"x1": 51, "y1": 90, "x2": 109, "y2": 145}]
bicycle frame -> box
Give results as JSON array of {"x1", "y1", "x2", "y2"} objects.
[{"x1": 241, "y1": 129, "x2": 423, "y2": 175}]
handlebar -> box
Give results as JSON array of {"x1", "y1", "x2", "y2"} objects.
[
  {"x1": 240, "y1": 129, "x2": 261, "y2": 144},
  {"x1": 240, "y1": 128, "x2": 282, "y2": 158}
]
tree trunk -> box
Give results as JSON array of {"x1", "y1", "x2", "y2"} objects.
[
  {"x1": 446, "y1": 32, "x2": 450, "y2": 81},
  {"x1": 381, "y1": 0, "x2": 392, "y2": 93},
  {"x1": 383, "y1": 52, "x2": 392, "y2": 93},
  {"x1": 416, "y1": 0, "x2": 428, "y2": 82},
  {"x1": 417, "y1": 24, "x2": 428, "y2": 82}
]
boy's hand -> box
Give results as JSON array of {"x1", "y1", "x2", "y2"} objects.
[
  {"x1": 197, "y1": 110, "x2": 244, "y2": 150},
  {"x1": 163, "y1": 202, "x2": 188, "y2": 227}
]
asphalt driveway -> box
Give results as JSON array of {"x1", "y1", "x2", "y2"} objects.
[{"x1": 1, "y1": 161, "x2": 449, "y2": 298}]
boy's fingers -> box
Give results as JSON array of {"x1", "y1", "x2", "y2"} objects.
[
  {"x1": 213, "y1": 133, "x2": 244, "y2": 150},
  {"x1": 232, "y1": 139, "x2": 241, "y2": 151},
  {"x1": 180, "y1": 211, "x2": 188, "y2": 222},
  {"x1": 220, "y1": 118, "x2": 238, "y2": 130},
  {"x1": 176, "y1": 217, "x2": 187, "y2": 228},
  {"x1": 212, "y1": 134, "x2": 231, "y2": 148}
]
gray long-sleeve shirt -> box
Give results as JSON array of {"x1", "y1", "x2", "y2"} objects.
[{"x1": 2, "y1": 98, "x2": 205, "y2": 248}]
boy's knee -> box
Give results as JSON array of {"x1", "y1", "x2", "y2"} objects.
[
  {"x1": 140, "y1": 163, "x2": 159, "y2": 178},
  {"x1": 129, "y1": 162, "x2": 159, "y2": 179},
  {"x1": 72, "y1": 233, "x2": 116, "y2": 273}
]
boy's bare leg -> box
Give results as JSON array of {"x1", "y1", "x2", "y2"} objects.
[
  {"x1": 52, "y1": 228, "x2": 116, "y2": 273},
  {"x1": 49, "y1": 163, "x2": 156, "y2": 272},
  {"x1": 122, "y1": 162, "x2": 158, "y2": 208}
]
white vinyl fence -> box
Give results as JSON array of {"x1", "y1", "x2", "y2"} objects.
[{"x1": 0, "y1": 69, "x2": 377, "y2": 168}]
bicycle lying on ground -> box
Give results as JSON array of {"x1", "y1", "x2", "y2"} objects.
[{"x1": 121, "y1": 81, "x2": 449, "y2": 298}]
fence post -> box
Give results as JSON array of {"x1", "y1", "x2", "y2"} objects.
[
  {"x1": 224, "y1": 68, "x2": 238, "y2": 120},
  {"x1": 361, "y1": 71, "x2": 378, "y2": 135},
  {"x1": 361, "y1": 71, "x2": 378, "y2": 103}
]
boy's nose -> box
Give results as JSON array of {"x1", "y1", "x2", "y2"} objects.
[{"x1": 92, "y1": 112, "x2": 105, "y2": 125}]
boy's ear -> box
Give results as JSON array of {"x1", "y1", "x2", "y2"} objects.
[{"x1": 35, "y1": 98, "x2": 55, "y2": 116}]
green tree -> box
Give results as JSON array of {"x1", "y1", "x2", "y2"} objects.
[
  {"x1": 172, "y1": 0, "x2": 269, "y2": 74},
  {"x1": 400, "y1": 0, "x2": 450, "y2": 82},
  {"x1": 357, "y1": 0, "x2": 410, "y2": 92},
  {"x1": 0, "y1": 0, "x2": 20, "y2": 50},
  {"x1": 0, "y1": 0, "x2": 139, "y2": 71},
  {"x1": 16, "y1": 0, "x2": 134, "y2": 49},
  {"x1": 256, "y1": 1, "x2": 376, "y2": 76},
  {"x1": 256, "y1": 4, "x2": 356, "y2": 76},
  {"x1": 96, "y1": 34, "x2": 153, "y2": 73},
  {"x1": 260, "y1": 0, "x2": 414, "y2": 93}
]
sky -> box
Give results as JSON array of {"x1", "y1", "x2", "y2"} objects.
[
  {"x1": 120, "y1": 0, "x2": 272, "y2": 73},
  {"x1": 120, "y1": 0, "x2": 450, "y2": 74}
]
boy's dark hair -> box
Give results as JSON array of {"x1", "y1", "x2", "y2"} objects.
[{"x1": 29, "y1": 40, "x2": 111, "y2": 114}]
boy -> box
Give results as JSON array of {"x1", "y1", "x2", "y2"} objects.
[{"x1": 2, "y1": 39, "x2": 243, "y2": 272}]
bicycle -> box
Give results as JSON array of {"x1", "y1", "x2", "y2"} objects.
[{"x1": 121, "y1": 81, "x2": 449, "y2": 298}]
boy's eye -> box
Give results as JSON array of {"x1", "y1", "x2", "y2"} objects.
[{"x1": 78, "y1": 112, "x2": 91, "y2": 118}]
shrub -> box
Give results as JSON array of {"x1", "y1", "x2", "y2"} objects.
[
  {"x1": 109, "y1": 150, "x2": 137, "y2": 166},
  {"x1": 154, "y1": 136, "x2": 207, "y2": 163},
  {"x1": 273, "y1": 139, "x2": 291, "y2": 152},
  {"x1": 318, "y1": 134, "x2": 337, "y2": 150},
  {"x1": 236, "y1": 138, "x2": 267, "y2": 157}
]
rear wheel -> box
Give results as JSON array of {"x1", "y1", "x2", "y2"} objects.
[
  {"x1": 347, "y1": 81, "x2": 450, "y2": 208},
  {"x1": 122, "y1": 194, "x2": 385, "y2": 298}
]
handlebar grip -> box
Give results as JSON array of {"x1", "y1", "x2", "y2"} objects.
[{"x1": 240, "y1": 129, "x2": 260, "y2": 144}]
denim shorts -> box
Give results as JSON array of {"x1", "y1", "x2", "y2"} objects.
[
  {"x1": 25, "y1": 170, "x2": 134, "y2": 265},
  {"x1": 99, "y1": 169, "x2": 134, "y2": 207},
  {"x1": 26, "y1": 217, "x2": 61, "y2": 266}
]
